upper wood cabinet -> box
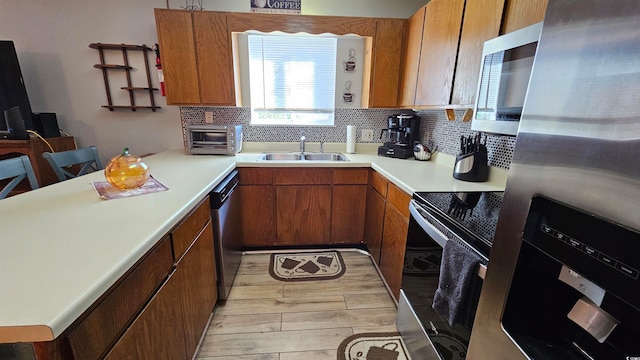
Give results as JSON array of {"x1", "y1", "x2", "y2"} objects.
[
  {"x1": 193, "y1": 12, "x2": 235, "y2": 105},
  {"x1": 369, "y1": 19, "x2": 406, "y2": 107},
  {"x1": 155, "y1": 9, "x2": 234, "y2": 105},
  {"x1": 400, "y1": 0, "x2": 464, "y2": 107},
  {"x1": 451, "y1": 0, "x2": 505, "y2": 106},
  {"x1": 400, "y1": 0, "x2": 546, "y2": 108},
  {"x1": 417, "y1": 0, "x2": 465, "y2": 106},
  {"x1": 154, "y1": 9, "x2": 200, "y2": 104},
  {"x1": 501, "y1": 0, "x2": 548, "y2": 34},
  {"x1": 399, "y1": 6, "x2": 425, "y2": 107},
  {"x1": 154, "y1": 9, "x2": 405, "y2": 108}
]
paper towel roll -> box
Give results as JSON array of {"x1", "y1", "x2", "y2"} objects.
[{"x1": 346, "y1": 125, "x2": 356, "y2": 153}]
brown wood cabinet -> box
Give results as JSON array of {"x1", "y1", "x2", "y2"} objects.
[
  {"x1": 105, "y1": 197, "x2": 217, "y2": 359},
  {"x1": 155, "y1": 9, "x2": 234, "y2": 105},
  {"x1": 400, "y1": 0, "x2": 465, "y2": 106},
  {"x1": 398, "y1": 6, "x2": 425, "y2": 107},
  {"x1": 363, "y1": 170, "x2": 410, "y2": 301},
  {"x1": 238, "y1": 168, "x2": 276, "y2": 247},
  {"x1": 276, "y1": 185, "x2": 332, "y2": 245},
  {"x1": 363, "y1": 171, "x2": 388, "y2": 264},
  {"x1": 400, "y1": 0, "x2": 545, "y2": 108},
  {"x1": 501, "y1": 0, "x2": 548, "y2": 34},
  {"x1": 369, "y1": 19, "x2": 406, "y2": 107},
  {"x1": 104, "y1": 270, "x2": 187, "y2": 360},
  {"x1": 417, "y1": 0, "x2": 465, "y2": 106},
  {"x1": 31, "y1": 197, "x2": 217, "y2": 360},
  {"x1": 275, "y1": 168, "x2": 332, "y2": 245},
  {"x1": 193, "y1": 11, "x2": 235, "y2": 105},
  {"x1": 451, "y1": 0, "x2": 505, "y2": 106},
  {"x1": 154, "y1": 9, "x2": 200, "y2": 105},
  {"x1": 331, "y1": 169, "x2": 368, "y2": 244},
  {"x1": 176, "y1": 221, "x2": 217, "y2": 359},
  {"x1": 238, "y1": 167, "x2": 367, "y2": 247},
  {"x1": 154, "y1": 9, "x2": 405, "y2": 108},
  {"x1": 380, "y1": 182, "x2": 411, "y2": 301},
  {"x1": 67, "y1": 238, "x2": 173, "y2": 360}
]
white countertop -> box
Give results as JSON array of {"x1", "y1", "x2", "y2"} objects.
[
  {"x1": 0, "y1": 147, "x2": 507, "y2": 343},
  {"x1": 235, "y1": 147, "x2": 508, "y2": 194}
]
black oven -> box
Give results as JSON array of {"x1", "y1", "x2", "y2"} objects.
[{"x1": 397, "y1": 191, "x2": 503, "y2": 360}]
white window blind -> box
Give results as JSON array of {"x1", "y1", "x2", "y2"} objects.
[{"x1": 248, "y1": 34, "x2": 337, "y2": 125}]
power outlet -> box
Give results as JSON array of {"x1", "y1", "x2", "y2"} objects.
[
  {"x1": 361, "y1": 129, "x2": 374, "y2": 142},
  {"x1": 205, "y1": 111, "x2": 214, "y2": 124}
]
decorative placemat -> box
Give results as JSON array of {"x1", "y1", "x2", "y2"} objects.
[
  {"x1": 403, "y1": 246, "x2": 441, "y2": 276},
  {"x1": 269, "y1": 251, "x2": 346, "y2": 281},
  {"x1": 337, "y1": 332, "x2": 410, "y2": 360},
  {"x1": 92, "y1": 176, "x2": 168, "y2": 200}
]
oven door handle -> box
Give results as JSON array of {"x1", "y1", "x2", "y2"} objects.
[
  {"x1": 409, "y1": 201, "x2": 449, "y2": 248},
  {"x1": 409, "y1": 200, "x2": 487, "y2": 280}
]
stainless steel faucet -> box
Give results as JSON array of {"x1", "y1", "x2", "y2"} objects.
[{"x1": 299, "y1": 132, "x2": 307, "y2": 153}]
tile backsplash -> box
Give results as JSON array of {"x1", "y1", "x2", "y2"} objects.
[{"x1": 180, "y1": 106, "x2": 516, "y2": 169}]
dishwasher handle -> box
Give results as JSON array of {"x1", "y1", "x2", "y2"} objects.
[{"x1": 210, "y1": 170, "x2": 239, "y2": 209}]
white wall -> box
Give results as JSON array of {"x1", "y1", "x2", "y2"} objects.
[{"x1": 0, "y1": 0, "x2": 425, "y2": 162}]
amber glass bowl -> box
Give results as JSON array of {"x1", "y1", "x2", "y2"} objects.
[{"x1": 104, "y1": 148, "x2": 150, "y2": 189}]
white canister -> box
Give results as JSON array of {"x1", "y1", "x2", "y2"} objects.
[{"x1": 346, "y1": 125, "x2": 356, "y2": 153}]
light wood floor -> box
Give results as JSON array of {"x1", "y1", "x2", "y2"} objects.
[{"x1": 196, "y1": 250, "x2": 398, "y2": 359}]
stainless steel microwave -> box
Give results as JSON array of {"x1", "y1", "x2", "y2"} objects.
[
  {"x1": 187, "y1": 124, "x2": 243, "y2": 155},
  {"x1": 472, "y1": 22, "x2": 543, "y2": 136}
]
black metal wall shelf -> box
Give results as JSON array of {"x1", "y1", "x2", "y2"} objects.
[{"x1": 89, "y1": 43, "x2": 160, "y2": 112}]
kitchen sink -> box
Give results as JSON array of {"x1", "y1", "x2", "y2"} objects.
[
  {"x1": 257, "y1": 152, "x2": 349, "y2": 161},
  {"x1": 258, "y1": 153, "x2": 303, "y2": 161},
  {"x1": 303, "y1": 153, "x2": 348, "y2": 161}
]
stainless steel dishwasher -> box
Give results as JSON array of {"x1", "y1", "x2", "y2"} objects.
[{"x1": 209, "y1": 170, "x2": 242, "y2": 300}]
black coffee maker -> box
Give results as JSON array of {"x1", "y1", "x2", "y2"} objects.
[{"x1": 378, "y1": 113, "x2": 420, "y2": 159}]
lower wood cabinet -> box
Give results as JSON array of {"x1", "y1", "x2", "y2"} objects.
[
  {"x1": 332, "y1": 184, "x2": 367, "y2": 243},
  {"x1": 276, "y1": 185, "x2": 332, "y2": 245},
  {"x1": 238, "y1": 168, "x2": 276, "y2": 247},
  {"x1": 67, "y1": 238, "x2": 174, "y2": 360},
  {"x1": 380, "y1": 182, "x2": 411, "y2": 300},
  {"x1": 105, "y1": 197, "x2": 216, "y2": 360},
  {"x1": 104, "y1": 270, "x2": 187, "y2": 360},
  {"x1": 177, "y1": 221, "x2": 217, "y2": 359},
  {"x1": 364, "y1": 170, "x2": 411, "y2": 301},
  {"x1": 379, "y1": 201, "x2": 409, "y2": 301},
  {"x1": 32, "y1": 197, "x2": 217, "y2": 360},
  {"x1": 364, "y1": 184, "x2": 386, "y2": 265},
  {"x1": 238, "y1": 167, "x2": 367, "y2": 247}
]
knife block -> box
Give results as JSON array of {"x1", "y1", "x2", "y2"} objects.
[{"x1": 453, "y1": 147, "x2": 489, "y2": 182}]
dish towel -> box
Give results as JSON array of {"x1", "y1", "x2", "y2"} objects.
[{"x1": 432, "y1": 240, "x2": 482, "y2": 327}]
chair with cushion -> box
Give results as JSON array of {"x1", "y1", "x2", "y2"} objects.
[
  {"x1": 0, "y1": 155, "x2": 39, "y2": 199},
  {"x1": 42, "y1": 146, "x2": 103, "y2": 182}
]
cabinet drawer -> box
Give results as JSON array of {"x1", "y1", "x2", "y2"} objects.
[
  {"x1": 333, "y1": 169, "x2": 368, "y2": 184},
  {"x1": 68, "y1": 237, "x2": 173, "y2": 360},
  {"x1": 387, "y1": 182, "x2": 411, "y2": 219},
  {"x1": 274, "y1": 168, "x2": 332, "y2": 185},
  {"x1": 238, "y1": 168, "x2": 273, "y2": 185},
  {"x1": 369, "y1": 170, "x2": 389, "y2": 197},
  {"x1": 172, "y1": 197, "x2": 211, "y2": 261}
]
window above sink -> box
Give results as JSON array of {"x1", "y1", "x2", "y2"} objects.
[{"x1": 233, "y1": 31, "x2": 369, "y2": 126}]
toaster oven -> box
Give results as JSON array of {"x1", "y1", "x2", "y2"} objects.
[{"x1": 187, "y1": 125, "x2": 242, "y2": 155}]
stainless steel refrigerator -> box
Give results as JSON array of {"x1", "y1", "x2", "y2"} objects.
[{"x1": 469, "y1": 1, "x2": 640, "y2": 359}]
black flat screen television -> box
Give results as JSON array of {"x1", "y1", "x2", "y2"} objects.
[{"x1": 0, "y1": 40, "x2": 34, "y2": 131}]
